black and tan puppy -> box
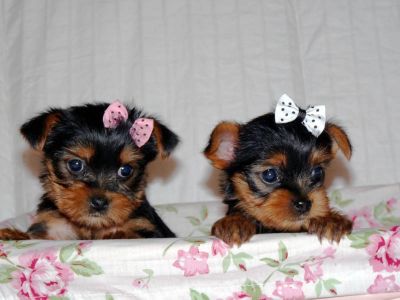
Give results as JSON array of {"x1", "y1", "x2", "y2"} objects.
[
  {"x1": 0, "y1": 101, "x2": 178, "y2": 240},
  {"x1": 204, "y1": 95, "x2": 352, "y2": 246}
]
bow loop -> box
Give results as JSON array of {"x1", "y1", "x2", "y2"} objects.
[
  {"x1": 103, "y1": 100, "x2": 129, "y2": 128},
  {"x1": 129, "y1": 118, "x2": 154, "y2": 148},
  {"x1": 274, "y1": 94, "x2": 326, "y2": 137}
]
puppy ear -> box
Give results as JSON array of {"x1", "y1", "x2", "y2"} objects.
[
  {"x1": 325, "y1": 123, "x2": 352, "y2": 160},
  {"x1": 204, "y1": 121, "x2": 240, "y2": 169},
  {"x1": 152, "y1": 120, "x2": 180, "y2": 158},
  {"x1": 20, "y1": 109, "x2": 62, "y2": 151}
]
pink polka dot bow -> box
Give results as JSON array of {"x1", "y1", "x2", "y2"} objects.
[{"x1": 103, "y1": 100, "x2": 154, "y2": 147}]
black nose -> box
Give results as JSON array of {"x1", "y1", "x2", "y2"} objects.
[
  {"x1": 89, "y1": 197, "x2": 109, "y2": 212},
  {"x1": 293, "y1": 199, "x2": 311, "y2": 214}
]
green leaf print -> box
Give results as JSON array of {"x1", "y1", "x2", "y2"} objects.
[
  {"x1": 241, "y1": 279, "x2": 262, "y2": 300},
  {"x1": 315, "y1": 280, "x2": 322, "y2": 297},
  {"x1": 278, "y1": 267, "x2": 298, "y2": 277},
  {"x1": 0, "y1": 265, "x2": 17, "y2": 284},
  {"x1": 190, "y1": 289, "x2": 210, "y2": 300},
  {"x1": 143, "y1": 269, "x2": 154, "y2": 277},
  {"x1": 347, "y1": 229, "x2": 377, "y2": 249},
  {"x1": 186, "y1": 216, "x2": 201, "y2": 226},
  {"x1": 222, "y1": 254, "x2": 231, "y2": 273},
  {"x1": 278, "y1": 241, "x2": 288, "y2": 262},
  {"x1": 70, "y1": 259, "x2": 103, "y2": 277},
  {"x1": 105, "y1": 294, "x2": 114, "y2": 300},
  {"x1": 60, "y1": 244, "x2": 76, "y2": 263},
  {"x1": 323, "y1": 278, "x2": 341, "y2": 295},
  {"x1": 200, "y1": 206, "x2": 208, "y2": 221},
  {"x1": 260, "y1": 257, "x2": 280, "y2": 267}
]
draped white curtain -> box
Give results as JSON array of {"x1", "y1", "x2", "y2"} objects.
[{"x1": 1, "y1": 0, "x2": 400, "y2": 220}]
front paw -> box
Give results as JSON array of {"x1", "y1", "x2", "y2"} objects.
[
  {"x1": 211, "y1": 215, "x2": 256, "y2": 247},
  {"x1": 307, "y1": 213, "x2": 353, "y2": 243},
  {"x1": 0, "y1": 228, "x2": 30, "y2": 240}
]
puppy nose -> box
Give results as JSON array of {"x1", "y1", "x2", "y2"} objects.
[
  {"x1": 292, "y1": 199, "x2": 311, "y2": 214},
  {"x1": 89, "y1": 197, "x2": 109, "y2": 212}
]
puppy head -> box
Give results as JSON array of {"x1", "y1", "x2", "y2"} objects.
[
  {"x1": 21, "y1": 103, "x2": 179, "y2": 229},
  {"x1": 204, "y1": 113, "x2": 351, "y2": 232}
]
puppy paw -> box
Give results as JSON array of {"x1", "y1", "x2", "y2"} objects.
[
  {"x1": 211, "y1": 215, "x2": 256, "y2": 247},
  {"x1": 0, "y1": 228, "x2": 30, "y2": 240},
  {"x1": 307, "y1": 212, "x2": 353, "y2": 243}
]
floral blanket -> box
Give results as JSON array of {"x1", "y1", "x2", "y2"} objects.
[{"x1": 0, "y1": 184, "x2": 400, "y2": 300}]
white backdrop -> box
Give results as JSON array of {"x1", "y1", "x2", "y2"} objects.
[{"x1": 1, "y1": 0, "x2": 400, "y2": 221}]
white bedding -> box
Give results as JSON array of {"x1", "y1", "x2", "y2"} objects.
[
  {"x1": 1, "y1": 0, "x2": 400, "y2": 222},
  {"x1": 0, "y1": 184, "x2": 399, "y2": 299}
]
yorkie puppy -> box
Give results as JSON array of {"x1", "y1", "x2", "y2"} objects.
[
  {"x1": 0, "y1": 101, "x2": 178, "y2": 240},
  {"x1": 204, "y1": 94, "x2": 353, "y2": 246}
]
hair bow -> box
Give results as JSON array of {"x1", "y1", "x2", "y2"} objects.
[
  {"x1": 274, "y1": 94, "x2": 326, "y2": 137},
  {"x1": 103, "y1": 100, "x2": 154, "y2": 147}
]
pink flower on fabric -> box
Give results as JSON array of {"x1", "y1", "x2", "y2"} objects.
[
  {"x1": 0, "y1": 243, "x2": 8, "y2": 258},
  {"x1": 211, "y1": 238, "x2": 230, "y2": 257},
  {"x1": 273, "y1": 277, "x2": 304, "y2": 300},
  {"x1": 303, "y1": 260, "x2": 323, "y2": 283},
  {"x1": 367, "y1": 274, "x2": 400, "y2": 293},
  {"x1": 349, "y1": 207, "x2": 380, "y2": 229},
  {"x1": 366, "y1": 226, "x2": 400, "y2": 272},
  {"x1": 173, "y1": 246, "x2": 209, "y2": 277},
  {"x1": 132, "y1": 279, "x2": 148, "y2": 289},
  {"x1": 225, "y1": 291, "x2": 250, "y2": 300},
  {"x1": 221, "y1": 291, "x2": 271, "y2": 300},
  {"x1": 322, "y1": 247, "x2": 336, "y2": 259},
  {"x1": 12, "y1": 249, "x2": 73, "y2": 300}
]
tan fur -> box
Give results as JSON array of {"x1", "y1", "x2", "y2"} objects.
[
  {"x1": 0, "y1": 228, "x2": 30, "y2": 240},
  {"x1": 120, "y1": 145, "x2": 142, "y2": 164},
  {"x1": 309, "y1": 149, "x2": 333, "y2": 165},
  {"x1": 36, "y1": 113, "x2": 60, "y2": 151},
  {"x1": 204, "y1": 122, "x2": 240, "y2": 169},
  {"x1": 325, "y1": 123, "x2": 352, "y2": 160},
  {"x1": 66, "y1": 145, "x2": 95, "y2": 161},
  {"x1": 214, "y1": 172, "x2": 351, "y2": 244},
  {"x1": 211, "y1": 214, "x2": 256, "y2": 246}
]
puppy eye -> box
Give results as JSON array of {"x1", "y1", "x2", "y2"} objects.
[
  {"x1": 67, "y1": 159, "x2": 84, "y2": 173},
  {"x1": 310, "y1": 166, "x2": 324, "y2": 184},
  {"x1": 261, "y1": 168, "x2": 279, "y2": 184},
  {"x1": 118, "y1": 165, "x2": 133, "y2": 178}
]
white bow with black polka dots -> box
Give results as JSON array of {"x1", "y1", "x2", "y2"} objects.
[{"x1": 274, "y1": 94, "x2": 326, "y2": 137}]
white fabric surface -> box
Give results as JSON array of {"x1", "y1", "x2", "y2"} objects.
[{"x1": 1, "y1": 0, "x2": 400, "y2": 220}]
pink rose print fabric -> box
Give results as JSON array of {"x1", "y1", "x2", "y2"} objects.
[
  {"x1": 173, "y1": 246, "x2": 209, "y2": 277},
  {"x1": 11, "y1": 249, "x2": 73, "y2": 300},
  {"x1": 220, "y1": 291, "x2": 271, "y2": 300},
  {"x1": 303, "y1": 261, "x2": 323, "y2": 284},
  {"x1": 273, "y1": 277, "x2": 304, "y2": 300},
  {"x1": 366, "y1": 226, "x2": 400, "y2": 272},
  {"x1": 367, "y1": 274, "x2": 400, "y2": 293},
  {"x1": 211, "y1": 239, "x2": 230, "y2": 257}
]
